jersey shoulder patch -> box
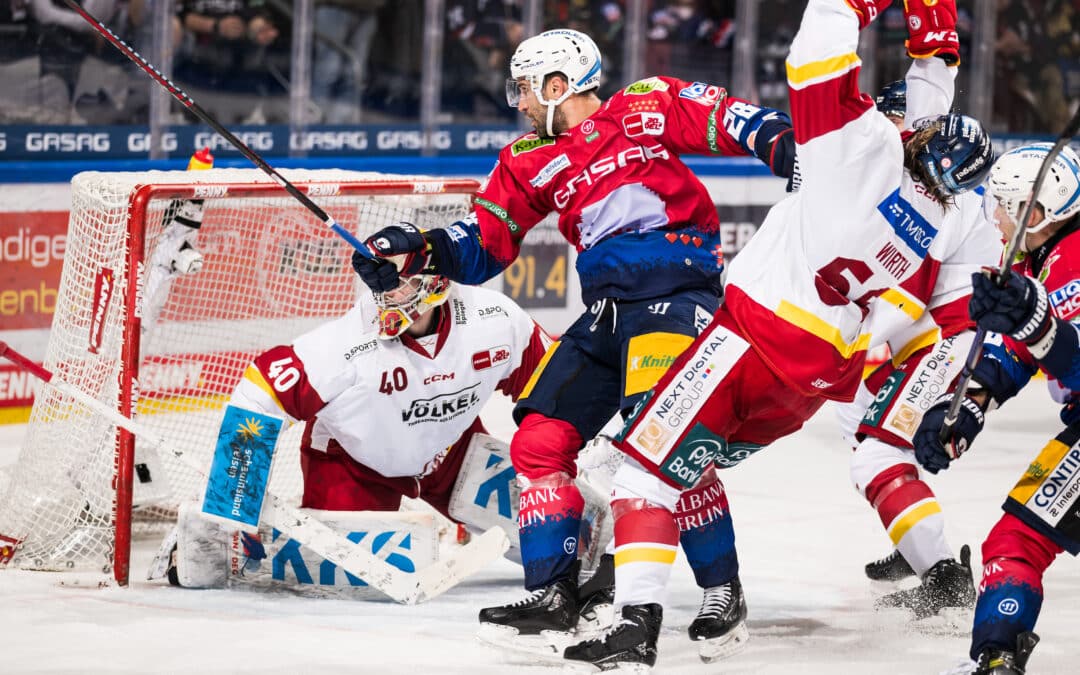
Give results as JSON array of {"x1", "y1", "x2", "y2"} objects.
[
  {"x1": 510, "y1": 133, "x2": 556, "y2": 157},
  {"x1": 623, "y1": 77, "x2": 671, "y2": 96}
]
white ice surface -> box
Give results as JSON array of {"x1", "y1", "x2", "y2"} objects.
[{"x1": 0, "y1": 384, "x2": 1073, "y2": 674}]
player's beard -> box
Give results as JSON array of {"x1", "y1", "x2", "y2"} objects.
[{"x1": 528, "y1": 104, "x2": 569, "y2": 138}]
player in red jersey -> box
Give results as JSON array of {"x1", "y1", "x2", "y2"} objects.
[
  {"x1": 915, "y1": 143, "x2": 1080, "y2": 675},
  {"x1": 351, "y1": 27, "x2": 797, "y2": 658},
  {"x1": 562, "y1": 1, "x2": 995, "y2": 670}
]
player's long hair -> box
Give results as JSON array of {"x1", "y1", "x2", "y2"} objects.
[{"x1": 903, "y1": 121, "x2": 953, "y2": 207}]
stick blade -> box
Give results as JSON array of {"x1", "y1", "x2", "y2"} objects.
[{"x1": 407, "y1": 527, "x2": 511, "y2": 604}]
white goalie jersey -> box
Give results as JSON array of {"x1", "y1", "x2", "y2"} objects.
[{"x1": 231, "y1": 284, "x2": 550, "y2": 478}]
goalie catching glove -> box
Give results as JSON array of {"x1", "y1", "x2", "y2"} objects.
[{"x1": 903, "y1": 0, "x2": 959, "y2": 65}]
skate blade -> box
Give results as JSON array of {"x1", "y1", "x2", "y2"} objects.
[
  {"x1": 560, "y1": 661, "x2": 652, "y2": 674},
  {"x1": 695, "y1": 620, "x2": 750, "y2": 663},
  {"x1": 477, "y1": 623, "x2": 577, "y2": 660}
]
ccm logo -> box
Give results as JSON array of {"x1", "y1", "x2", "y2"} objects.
[{"x1": 423, "y1": 373, "x2": 455, "y2": 384}]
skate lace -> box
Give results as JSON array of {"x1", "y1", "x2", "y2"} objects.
[
  {"x1": 506, "y1": 588, "x2": 546, "y2": 609},
  {"x1": 870, "y1": 550, "x2": 900, "y2": 567},
  {"x1": 697, "y1": 584, "x2": 732, "y2": 619}
]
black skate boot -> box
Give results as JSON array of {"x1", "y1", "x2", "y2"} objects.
[
  {"x1": 876, "y1": 545, "x2": 975, "y2": 618},
  {"x1": 688, "y1": 576, "x2": 750, "y2": 663},
  {"x1": 865, "y1": 549, "x2": 916, "y2": 582},
  {"x1": 973, "y1": 632, "x2": 1040, "y2": 675},
  {"x1": 577, "y1": 554, "x2": 615, "y2": 637},
  {"x1": 477, "y1": 577, "x2": 580, "y2": 653},
  {"x1": 564, "y1": 603, "x2": 662, "y2": 673}
]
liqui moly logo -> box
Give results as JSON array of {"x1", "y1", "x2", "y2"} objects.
[{"x1": 88, "y1": 267, "x2": 115, "y2": 354}]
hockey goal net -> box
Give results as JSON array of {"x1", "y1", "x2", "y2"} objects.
[{"x1": 0, "y1": 168, "x2": 479, "y2": 585}]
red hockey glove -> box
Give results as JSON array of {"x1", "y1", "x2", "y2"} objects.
[
  {"x1": 845, "y1": 0, "x2": 893, "y2": 29},
  {"x1": 904, "y1": 0, "x2": 959, "y2": 65}
]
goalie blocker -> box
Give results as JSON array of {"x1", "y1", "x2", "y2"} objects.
[{"x1": 157, "y1": 431, "x2": 615, "y2": 594}]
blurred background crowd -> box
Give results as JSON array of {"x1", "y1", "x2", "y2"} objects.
[{"x1": 0, "y1": 0, "x2": 1076, "y2": 135}]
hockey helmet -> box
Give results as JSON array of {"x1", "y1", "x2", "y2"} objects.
[
  {"x1": 373, "y1": 274, "x2": 451, "y2": 340},
  {"x1": 912, "y1": 113, "x2": 994, "y2": 197},
  {"x1": 506, "y1": 29, "x2": 602, "y2": 135},
  {"x1": 875, "y1": 80, "x2": 906, "y2": 119},
  {"x1": 987, "y1": 142, "x2": 1080, "y2": 234}
]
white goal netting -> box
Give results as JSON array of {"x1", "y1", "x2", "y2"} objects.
[{"x1": 0, "y1": 168, "x2": 477, "y2": 583}]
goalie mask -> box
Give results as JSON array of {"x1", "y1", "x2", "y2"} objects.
[
  {"x1": 506, "y1": 29, "x2": 602, "y2": 137},
  {"x1": 373, "y1": 275, "x2": 451, "y2": 340},
  {"x1": 988, "y1": 142, "x2": 1080, "y2": 236}
]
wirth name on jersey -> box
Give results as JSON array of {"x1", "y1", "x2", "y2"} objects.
[{"x1": 232, "y1": 285, "x2": 547, "y2": 480}]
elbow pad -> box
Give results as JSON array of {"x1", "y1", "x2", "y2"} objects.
[{"x1": 752, "y1": 115, "x2": 796, "y2": 180}]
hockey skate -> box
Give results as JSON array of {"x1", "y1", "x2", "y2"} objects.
[
  {"x1": 563, "y1": 603, "x2": 662, "y2": 674},
  {"x1": 865, "y1": 549, "x2": 916, "y2": 582},
  {"x1": 576, "y1": 553, "x2": 615, "y2": 637},
  {"x1": 688, "y1": 576, "x2": 750, "y2": 663},
  {"x1": 973, "y1": 632, "x2": 1040, "y2": 675},
  {"x1": 876, "y1": 545, "x2": 975, "y2": 619},
  {"x1": 477, "y1": 577, "x2": 580, "y2": 655}
]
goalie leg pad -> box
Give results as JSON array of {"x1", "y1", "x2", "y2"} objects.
[
  {"x1": 448, "y1": 432, "x2": 521, "y2": 554},
  {"x1": 160, "y1": 500, "x2": 230, "y2": 588}
]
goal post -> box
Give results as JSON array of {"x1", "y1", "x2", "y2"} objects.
[{"x1": 0, "y1": 168, "x2": 479, "y2": 585}]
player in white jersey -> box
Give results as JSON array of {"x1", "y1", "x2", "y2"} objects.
[
  {"x1": 836, "y1": 75, "x2": 1002, "y2": 618},
  {"x1": 159, "y1": 275, "x2": 613, "y2": 596},
  {"x1": 563, "y1": 1, "x2": 995, "y2": 670}
]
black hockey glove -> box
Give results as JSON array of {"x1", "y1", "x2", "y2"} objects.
[
  {"x1": 913, "y1": 393, "x2": 985, "y2": 474},
  {"x1": 969, "y1": 269, "x2": 1052, "y2": 344},
  {"x1": 353, "y1": 222, "x2": 432, "y2": 293},
  {"x1": 351, "y1": 251, "x2": 401, "y2": 293}
]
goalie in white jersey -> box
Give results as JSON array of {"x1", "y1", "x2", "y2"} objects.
[{"x1": 159, "y1": 274, "x2": 584, "y2": 593}]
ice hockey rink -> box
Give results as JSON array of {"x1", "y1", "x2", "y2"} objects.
[{"x1": 0, "y1": 384, "x2": 1073, "y2": 674}]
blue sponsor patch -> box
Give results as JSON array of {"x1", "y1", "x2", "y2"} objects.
[
  {"x1": 877, "y1": 189, "x2": 938, "y2": 258},
  {"x1": 202, "y1": 405, "x2": 284, "y2": 532}
]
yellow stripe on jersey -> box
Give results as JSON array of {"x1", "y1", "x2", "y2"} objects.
[
  {"x1": 786, "y1": 51, "x2": 861, "y2": 89},
  {"x1": 1009, "y1": 439, "x2": 1072, "y2": 505},
  {"x1": 776, "y1": 300, "x2": 872, "y2": 358},
  {"x1": 879, "y1": 287, "x2": 926, "y2": 323},
  {"x1": 614, "y1": 545, "x2": 679, "y2": 567},
  {"x1": 887, "y1": 499, "x2": 942, "y2": 545},
  {"x1": 242, "y1": 364, "x2": 285, "y2": 411},
  {"x1": 891, "y1": 327, "x2": 941, "y2": 366},
  {"x1": 518, "y1": 340, "x2": 560, "y2": 401}
]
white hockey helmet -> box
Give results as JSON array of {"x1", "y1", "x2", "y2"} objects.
[
  {"x1": 988, "y1": 142, "x2": 1080, "y2": 234},
  {"x1": 506, "y1": 29, "x2": 602, "y2": 135},
  {"x1": 373, "y1": 274, "x2": 451, "y2": 340}
]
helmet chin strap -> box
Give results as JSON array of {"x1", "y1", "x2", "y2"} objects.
[{"x1": 533, "y1": 81, "x2": 572, "y2": 137}]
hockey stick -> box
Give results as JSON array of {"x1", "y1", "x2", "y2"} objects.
[
  {"x1": 0, "y1": 341, "x2": 509, "y2": 604},
  {"x1": 941, "y1": 107, "x2": 1080, "y2": 441},
  {"x1": 60, "y1": 0, "x2": 372, "y2": 258}
]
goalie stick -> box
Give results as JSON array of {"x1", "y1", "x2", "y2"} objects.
[
  {"x1": 59, "y1": 0, "x2": 373, "y2": 258},
  {"x1": 941, "y1": 106, "x2": 1080, "y2": 441},
  {"x1": 0, "y1": 341, "x2": 509, "y2": 603}
]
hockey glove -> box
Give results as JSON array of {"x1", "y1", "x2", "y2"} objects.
[
  {"x1": 352, "y1": 251, "x2": 402, "y2": 293},
  {"x1": 354, "y1": 223, "x2": 433, "y2": 292},
  {"x1": 845, "y1": 0, "x2": 893, "y2": 29},
  {"x1": 903, "y1": 0, "x2": 959, "y2": 65},
  {"x1": 969, "y1": 269, "x2": 1053, "y2": 345},
  {"x1": 913, "y1": 393, "x2": 985, "y2": 474}
]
